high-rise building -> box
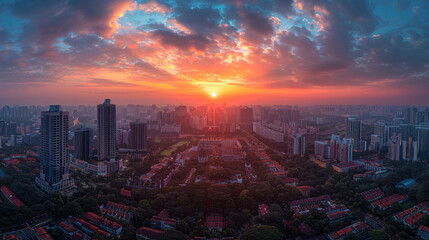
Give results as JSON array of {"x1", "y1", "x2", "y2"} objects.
[
  {"x1": 338, "y1": 138, "x2": 353, "y2": 162},
  {"x1": 402, "y1": 138, "x2": 418, "y2": 161},
  {"x1": 130, "y1": 120, "x2": 148, "y2": 151},
  {"x1": 345, "y1": 118, "x2": 362, "y2": 150},
  {"x1": 97, "y1": 99, "x2": 116, "y2": 160},
  {"x1": 0, "y1": 120, "x2": 5, "y2": 136},
  {"x1": 416, "y1": 126, "x2": 429, "y2": 154},
  {"x1": 36, "y1": 105, "x2": 75, "y2": 193},
  {"x1": 374, "y1": 122, "x2": 387, "y2": 146},
  {"x1": 369, "y1": 135, "x2": 382, "y2": 152},
  {"x1": 314, "y1": 140, "x2": 331, "y2": 159},
  {"x1": 288, "y1": 134, "x2": 305, "y2": 157},
  {"x1": 388, "y1": 134, "x2": 401, "y2": 161},
  {"x1": 74, "y1": 125, "x2": 93, "y2": 161}
]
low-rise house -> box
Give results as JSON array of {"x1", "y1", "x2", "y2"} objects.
[
  {"x1": 82, "y1": 212, "x2": 122, "y2": 237},
  {"x1": 258, "y1": 204, "x2": 270, "y2": 217},
  {"x1": 328, "y1": 222, "x2": 370, "y2": 240},
  {"x1": 100, "y1": 201, "x2": 136, "y2": 223},
  {"x1": 371, "y1": 194, "x2": 408, "y2": 210},
  {"x1": 396, "y1": 178, "x2": 417, "y2": 189},
  {"x1": 284, "y1": 177, "x2": 299, "y2": 187},
  {"x1": 205, "y1": 212, "x2": 223, "y2": 231},
  {"x1": 150, "y1": 209, "x2": 176, "y2": 230},
  {"x1": 418, "y1": 225, "x2": 429, "y2": 240},
  {"x1": 296, "y1": 186, "x2": 315, "y2": 198},
  {"x1": 136, "y1": 226, "x2": 164, "y2": 240},
  {"x1": 0, "y1": 185, "x2": 25, "y2": 207},
  {"x1": 360, "y1": 188, "x2": 385, "y2": 202}
]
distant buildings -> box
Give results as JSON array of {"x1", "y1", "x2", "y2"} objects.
[
  {"x1": 253, "y1": 121, "x2": 284, "y2": 142},
  {"x1": 332, "y1": 161, "x2": 363, "y2": 173},
  {"x1": 197, "y1": 139, "x2": 245, "y2": 163},
  {"x1": 314, "y1": 135, "x2": 353, "y2": 162},
  {"x1": 98, "y1": 99, "x2": 116, "y2": 161},
  {"x1": 36, "y1": 105, "x2": 75, "y2": 193},
  {"x1": 239, "y1": 107, "x2": 253, "y2": 131},
  {"x1": 130, "y1": 120, "x2": 148, "y2": 151},
  {"x1": 74, "y1": 125, "x2": 93, "y2": 161},
  {"x1": 387, "y1": 134, "x2": 418, "y2": 161},
  {"x1": 345, "y1": 118, "x2": 362, "y2": 150},
  {"x1": 287, "y1": 134, "x2": 305, "y2": 156},
  {"x1": 369, "y1": 134, "x2": 382, "y2": 152}
]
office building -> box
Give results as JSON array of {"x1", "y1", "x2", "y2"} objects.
[
  {"x1": 36, "y1": 105, "x2": 75, "y2": 193},
  {"x1": 98, "y1": 99, "x2": 116, "y2": 160}
]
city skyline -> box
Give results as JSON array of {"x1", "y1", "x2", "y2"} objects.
[{"x1": 1, "y1": 0, "x2": 429, "y2": 105}]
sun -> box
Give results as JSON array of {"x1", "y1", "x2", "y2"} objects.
[{"x1": 211, "y1": 92, "x2": 217, "y2": 98}]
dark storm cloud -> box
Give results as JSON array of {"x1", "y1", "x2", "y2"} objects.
[
  {"x1": 151, "y1": 29, "x2": 211, "y2": 51},
  {"x1": 8, "y1": 0, "x2": 133, "y2": 52},
  {"x1": 174, "y1": 7, "x2": 222, "y2": 35}
]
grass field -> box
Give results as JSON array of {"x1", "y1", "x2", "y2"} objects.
[
  {"x1": 160, "y1": 149, "x2": 175, "y2": 156},
  {"x1": 171, "y1": 140, "x2": 190, "y2": 148},
  {"x1": 160, "y1": 140, "x2": 190, "y2": 156}
]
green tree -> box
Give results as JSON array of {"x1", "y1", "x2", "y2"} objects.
[
  {"x1": 417, "y1": 180, "x2": 429, "y2": 201},
  {"x1": 369, "y1": 229, "x2": 388, "y2": 240},
  {"x1": 161, "y1": 229, "x2": 188, "y2": 240},
  {"x1": 241, "y1": 225, "x2": 283, "y2": 240},
  {"x1": 110, "y1": 178, "x2": 127, "y2": 189}
]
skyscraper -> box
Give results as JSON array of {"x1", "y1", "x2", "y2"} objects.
[
  {"x1": 74, "y1": 125, "x2": 93, "y2": 161},
  {"x1": 130, "y1": 120, "x2": 148, "y2": 151},
  {"x1": 36, "y1": 105, "x2": 74, "y2": 193},
  {"x1": 97, "y1": 99, "x2": 116, "y2": 160},
  {"x1": 345, "y1": 118, "x2": 362, "y2": 150}
]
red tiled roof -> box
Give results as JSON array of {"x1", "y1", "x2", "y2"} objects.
[
  {"x1": 34, "y1": 227, "x2": 54, "y2": 240},
  {"x1": 328, "y1": 210, "x2": 348, "y2": 221},
  {"x1": 297, "y1": 186, "x2": 315, "y2": 192},
  {"x1": 0, "y1": 185, "x2": 25, "y2": 207},
  {"x1": 284, "y1": 177, "x2": 299, "y2": 183},
  {"x1": 137, "y1": 227, "x2": 164, "y2": 239},
  {"x1": 119, "y1": 188, "x2": 131, "y2": 197},
  {"x1": 290, "y1": 195, "x2": 330, "y2": 207},
  {"x1": 360, "y1": 188, "x2": 385, "y2": 202},
  {"x1": 404, "y1": 212, "x2": 423, "y2": 227},
  {"x1": 259, "y1": 204, "x2": 270, "y2": 216},
  {"x1": 157, "y1": 209, "x2": 169, "y2": 218},
  {"x1": 419, "y1": 225, "x2": 429, "y2": 233},
  {"x1": 4, "y1": 158, "x2": 20, "y2": 165},
  {"x1": 82, "y1": 212, "x2": 122, "y2": 230},
  {"x1": 205, "y1": 213, "x2": 223, "y2": 229},
  {"x1": 395, "y1": 207, "x2": 417, "y2": 220}
]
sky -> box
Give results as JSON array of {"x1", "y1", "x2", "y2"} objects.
[{"x1": 0, "y1": 0, "x2": 428, "y2": 105}]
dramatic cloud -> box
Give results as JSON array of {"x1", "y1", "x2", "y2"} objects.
[{"x1": 0, "y1": 0, "x2": 428, "y2": 105}]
